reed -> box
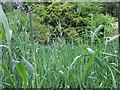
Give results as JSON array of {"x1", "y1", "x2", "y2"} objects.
[{"x1": 28, "y1": 6, "x2": 38, "y2": 88}]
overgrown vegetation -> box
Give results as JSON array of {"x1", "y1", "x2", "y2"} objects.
[
  {"x1": 6, "y1": 2, "x2": 118, "y2": 45},
  {"x1": 0, "y1": 2, "x2": 119, "y2": 88}
]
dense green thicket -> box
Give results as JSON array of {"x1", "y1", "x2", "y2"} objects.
[{"x1": 6, "y1": 2, "x2": 117, "y2": 45}]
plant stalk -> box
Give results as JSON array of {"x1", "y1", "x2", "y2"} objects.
[{"x1": 29, "y1": 7, "x2": 38, "y2": 88}]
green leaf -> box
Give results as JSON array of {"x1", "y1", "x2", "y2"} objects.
[
  {"x1": 91, "y1": 25, "x2": 103, "y2": 42},
  {"x1": 106, "y1": 34, "x2": 120, "y2": 43},
  {"x1": 100, "y1": 52, "x2": 118, "y2": 57},
  {"x1": 87, "y1": 48, "x2": 106, "y2": 71},
  {"x1": 21, "y1": 55, "x2": 34, "y2": 73},
  {"x1": 0, "y1": 29, "x2": 5, "y2": 43},
  {"x1": 16, "y1": 62, "x2": 27, "y2": 87},
  {"x1": 0, "y1": 4, "x2": 11, "y2": 47},
  {"x1": 79, "y1": 46, "x2": 103, "y2": 83},
  {"x1": 107, "y1": 64, "x2": 117, "y2": 88},
  {"x1": 70, "y1": 55, "x2": 81, "y2": 67},
  {"x1": 1, "y1": 64, "x2": 16, "y2": 88}
]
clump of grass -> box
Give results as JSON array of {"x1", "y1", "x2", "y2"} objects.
[{"x1": 0, "y1": 4, "x2": 28, "y2": 88}]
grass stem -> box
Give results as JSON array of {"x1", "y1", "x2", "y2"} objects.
[{"x1": 29, "y1": 7, "x2": 38, "y2": 88}]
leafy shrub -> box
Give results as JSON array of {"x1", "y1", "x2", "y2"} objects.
[
  {"x1": 31, "y1": 2, "x2": 93, "y2": 44},
  {"x1": 33, "y1": 24, "x2": 51, "y2": 45},
  {"x1": 31, "y1": 2, "x2": 117, "y2": 44},
  {"x1": 77, "y1": 2, "x2": 103, "y2": 17},
  {"x1": 6, "y1": 2, "x2": 117, "y2": 45}
]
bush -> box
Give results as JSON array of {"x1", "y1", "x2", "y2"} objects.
[
  {"x1": 31, "y1": 2, "x2": 117, "y2": 44},
  {"x1": 31, "y1": 2, "x2": 94, "y2": 44},
  {"x1": 6, "y1": 2, "x2": 117, "y2": 45}
]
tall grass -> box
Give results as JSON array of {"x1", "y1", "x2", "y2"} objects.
[
  {"x1": 0, "y1": 4, "x2": 28, "y2": 88},
  {"x1": 0, "y1": 4, "x2": 119, "y2": 88},
  {"x1": 0, "y1": 4, "x2": 13, "y2": 88}
]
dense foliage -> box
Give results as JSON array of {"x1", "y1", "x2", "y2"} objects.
[
  {"x1": 0, "y1": 2, "x2": 119, "y2": 88},
  {"x1": 6, "y1": 2, "x2": 117, "y2": 45}
]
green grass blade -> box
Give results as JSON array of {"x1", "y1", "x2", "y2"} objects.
[
  {"x1": 94, "y1": 25, "x2": 103, "y2": 36},
  {"x1": 91, "y1": 25, "x2": 103, "y2": 42},
  {"x1": 11, "y1": 60, "x2": 20, "y2": 71},
  {"x1": 107, "y1": 64, "x2": 117, "y2": 88},
  {"x1": 16, "y1": 62, "x2": 27, "y2": 87},
  {"x1": 106, "y1": 34, "x2": 120, "y2": 43},
  {"x1": 79, "y1": 46, "x2": 103, "y2": 83},
  {"x1": 87, "y1": 48, "x2": 106, "y2": 71},
  {"x1": 0, "y1": 5, "x2": 11, "y2": 46},
  {"x1": 21, "y1": 55, "x2": 34, "y2": 72},
  {"x1": 0, "y1": 4, "x2": 2, "y2": 63},
  {"x1": 70, "y1": 55, "x2": 81, "y2": 67},
  {"x1": 100, "y1": 52, "x2": 118, "y2": 57},
  {"x1": 1, "y1": 64, "x2": 16, "y2": 88},
  {"x1": 0, "y1": 29, "x2": 5, "y2": 42}
]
